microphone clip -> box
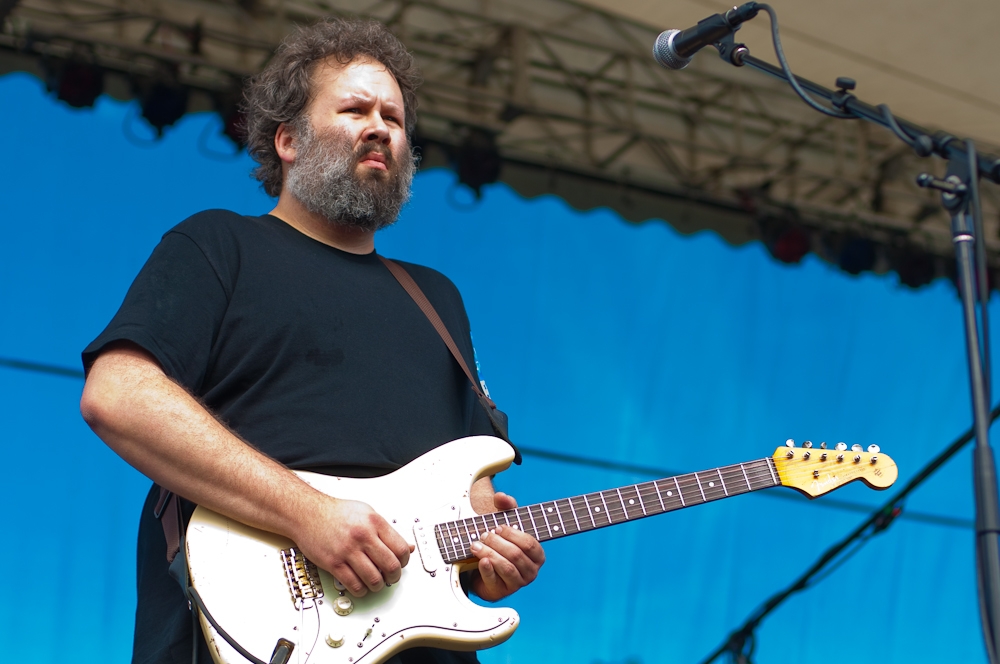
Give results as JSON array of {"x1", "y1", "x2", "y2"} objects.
[{"x1": 713, "y1": 33, "x2": 750, "y2": 67}]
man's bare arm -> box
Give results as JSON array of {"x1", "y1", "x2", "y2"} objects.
[{"x1": 79, "y1": 342, "x2": 411, "y2": 597}]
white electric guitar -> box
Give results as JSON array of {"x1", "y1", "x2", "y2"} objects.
[{"x1": 185, "y1": 436, "x2": 897, "y2": 664}]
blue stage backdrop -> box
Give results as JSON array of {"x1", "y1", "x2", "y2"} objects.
[{"x1": 0, "y1": 71, "x2": 993, "y2": 664}]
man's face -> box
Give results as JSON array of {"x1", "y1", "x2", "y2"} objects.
[{"x1": 283, "y1": 56, "x2": 415, "y2": 231}]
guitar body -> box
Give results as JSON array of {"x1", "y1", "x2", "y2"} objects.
[{"x1": 185, "y1": 436, "x2": 520, "y2": 664}]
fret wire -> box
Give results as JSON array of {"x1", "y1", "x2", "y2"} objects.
[
  {"x1": 440, "y1": 522, "x2": 453, "y2": 561},
  {"x1": 523, "y1": 506, "x2": 538, "y2": 538},
  {"x1": 462, "y1": 519, "x2": 474, "y2": 549},
  {"x1": 435, "y1": 524, "x2": 450, "y2": 561},
  {"x1": 553, "y1": 501, "x2": 567, "y2": 535},
  {"x1": 694, "y1": 473, "x2": 707, "y2": 502},
  {"x1": 717, "y1": 468, "x2": 729, "y2": 496},
  {"x1": 638, "y1": 484, "x2": 665, "y2": 512},
  {"x1": 568, "y1": 497, "x2": 583, "y2": 532},
  {"x1": 446, "y1": 522, "x2": 460, "y2": 560},
  {"x1": 480, "y1": 515, "x2": 490, "y2": 537},
  {"x1": 635, "y1": 484, "x2": 647, "y2": 515},
  {"x1": 652, "y1": 480, "x2": 666, "y2": 512},
  {"x1": 674, "y1": 477, "x2": 685, "y2": 506},
  {"x1": 513, "y1": 508, "x2": 525, "y2": 531},
  {"x1": 615, "y1": 488, "x2": 629, "y2": 520},
  {"x1": 740, "y1": 463, "x2": 752, "y2": 491},
  {"x1": 766, "y1": 458, "x2": 780, "y2": 486},
  {"x1": 582, "y1": 495, "x2": 597, "y2": 528},
  {"x1": 598, "y1": 491, "x2": 612, "y2": 524},
  {"x1": 538, "y1": 504, "x2": 553, "y2": 538}
]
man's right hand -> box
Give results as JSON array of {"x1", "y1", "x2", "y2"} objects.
[
  {"x1": 81, "y1": 344, "x2": 412, "y2": 599},
  {"x1": 295, "y1": 497, "x2": 413, "y2": 597}
]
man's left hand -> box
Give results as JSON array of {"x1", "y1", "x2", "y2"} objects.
[{"x1": 468, "y1": 491, "x2": 546, "y2": 602}]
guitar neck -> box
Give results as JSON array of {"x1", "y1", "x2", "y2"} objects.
[{"x1": 434, "y1": 457, "x2": 780, "y2": 564}]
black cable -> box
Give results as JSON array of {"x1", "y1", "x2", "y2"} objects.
[
  {"x1": 0, "y1": 356, "x2": 85, "y2": 379},
  {"x1": 0, "y1": 354, "x2": 978, "y2": 528},
  {"x1": 699, "y1": 401, "x2": 1000, "y2": 664},
  {"x1": 757, "y1": 4, "x2": 853, "y2": 119},
  {"x1": 188, "y1": 586, "x2": 269, "y2": 664}
]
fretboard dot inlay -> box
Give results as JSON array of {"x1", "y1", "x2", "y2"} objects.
[{"x1": 432, "y1": 457, "x2": 779, "y2": 565}]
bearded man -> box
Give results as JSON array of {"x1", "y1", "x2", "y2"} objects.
[{"x1": 79, "y1": 18, "x2": 543, "y2": 664}]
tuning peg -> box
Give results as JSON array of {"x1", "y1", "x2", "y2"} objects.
[
  {"x1": 820, "y1": 442, "x2": 828, "y2": 449},
  {"x1": 836, "y1": 442, "x2": 847, "y2": 451},
  {"x1": 785, "y1": 439, "x2": 795, "y2": 447},
  {"x1": 803, "y1": 441, "x2": 813, "y2": 449},
  {"x1": 851, "y1": 444, "x2": 862, "y2": 452},
  {"x1": 868, "y1": 444, "x2": 880, "y2": 453}
]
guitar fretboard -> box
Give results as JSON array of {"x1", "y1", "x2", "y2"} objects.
[{"x1": 434, "y1": 458, "x2": 779, "y2": 564}]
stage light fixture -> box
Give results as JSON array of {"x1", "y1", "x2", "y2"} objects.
[
  {"x1": 765, "y1": 224, "x2": 811, "y2": 264},
  {"x1": 894, "y1": 250, "x2": 936, "y2": 288},
  {"x1": 455, "y1": 128, "x2": 501, "y2": 198},
  {"x1": 138, "y1": 82, "x2": 190, "y2": 137},
  {"x1": 45, "y1": 59, "x2": 104, "y2": 108},
  {"x1": 838, "y1": 237, "x2": 877, "y2": 275},
  {"x1": 213, "y1": 94, "x2": 247, "y2": 148}
]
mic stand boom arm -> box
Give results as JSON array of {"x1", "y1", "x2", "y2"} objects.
[
  {"x1": 716, "y1": 42, "x2": 1000, "y2": 183},
  {"x1": 710, "y1": 25, "x2": 1000, "y2": 664}
]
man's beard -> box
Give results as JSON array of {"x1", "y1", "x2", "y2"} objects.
[{"x1": 284, "y1": 120, "x2": 415, "y2": 232}]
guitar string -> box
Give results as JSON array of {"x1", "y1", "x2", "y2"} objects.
[
  {"x1": 438, "y1": 462, "x2": 780, "y2": 560},
  {"x1": 438, "y1": 458, "x2": 864, "y2": 555},
  {"x1": 436, "y1": 459, "x2": 886, "y2": 561},
  {"x1": 441, "y1": 463, "x2": 777, "y2": 543}
]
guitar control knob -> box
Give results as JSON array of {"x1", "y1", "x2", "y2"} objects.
[
  {"x1": 326, "y1": 633, "x2": 345, "y2": 648},
  {"x1": 333, "y1": 595, "x2": 355, "y2": 616}
]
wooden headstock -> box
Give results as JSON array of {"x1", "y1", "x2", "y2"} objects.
[{"x1": 772, "y1": 441, "x2": 897, "y2": 498}]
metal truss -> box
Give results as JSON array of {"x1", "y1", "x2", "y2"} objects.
[{"x1": 4, "y1": 0, "x2": 999, "y2": 280}]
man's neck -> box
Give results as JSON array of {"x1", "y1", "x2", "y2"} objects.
[{"x1": 269, "y1": 193, "x2": 376, "y2": 255}]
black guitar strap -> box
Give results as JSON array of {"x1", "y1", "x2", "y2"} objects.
[{"x1": 378, "y1": 255, "x2": 520, "y2": 464}]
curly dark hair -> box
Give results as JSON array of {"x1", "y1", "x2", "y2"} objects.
[{"x1": 242, "y1": 18, "x2": 421, "y2": 197}]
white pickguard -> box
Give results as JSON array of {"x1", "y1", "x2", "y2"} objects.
[{"x1": 185, "y1": 436, "x2": 520, "y2": 664}]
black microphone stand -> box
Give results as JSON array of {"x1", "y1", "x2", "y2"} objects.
[{"x1": 706, "y1": 6, "x2": 1000, "y2": 662}]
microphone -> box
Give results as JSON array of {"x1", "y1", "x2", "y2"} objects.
[{"x1": 653, "y1": 2, "x2": 760, "y2": 70}]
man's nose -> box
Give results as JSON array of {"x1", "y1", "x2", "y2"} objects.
[{"x1": 364, "y1": 113, "x2": 391, "y2": 144}]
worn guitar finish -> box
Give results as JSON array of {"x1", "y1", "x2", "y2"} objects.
[{"x1": 185, "y1": 436, "x2": 897, "y2": 664}]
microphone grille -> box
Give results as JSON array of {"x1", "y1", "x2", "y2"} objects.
[{"x1": 652, "y1": 30, "x2": 692, "y2": 70}]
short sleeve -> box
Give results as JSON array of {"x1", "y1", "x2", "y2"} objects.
[{"x1": 82, "y1": 231, "x2": 230, "y2": 392}]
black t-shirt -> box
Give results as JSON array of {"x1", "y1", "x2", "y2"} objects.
[{"x1": 83, "y1": 210, "x2": 497, "y2": 664}]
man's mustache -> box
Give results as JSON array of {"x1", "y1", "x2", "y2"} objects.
[{"x1": 356, "y1": 144, "x2": 393, "y2": 167}]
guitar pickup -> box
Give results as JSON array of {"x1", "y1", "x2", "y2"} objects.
[{"x1": 413, "y1": 523, "x2": 443, "y2": 574}]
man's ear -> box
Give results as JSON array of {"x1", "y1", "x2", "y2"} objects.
[{"x1": 274, "y1": 122, "x2": 297, "y2": 164}]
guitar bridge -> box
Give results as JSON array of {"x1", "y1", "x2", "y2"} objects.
[{"x1": 280, "y1": 547, "x2": 324, "y2": 608}]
